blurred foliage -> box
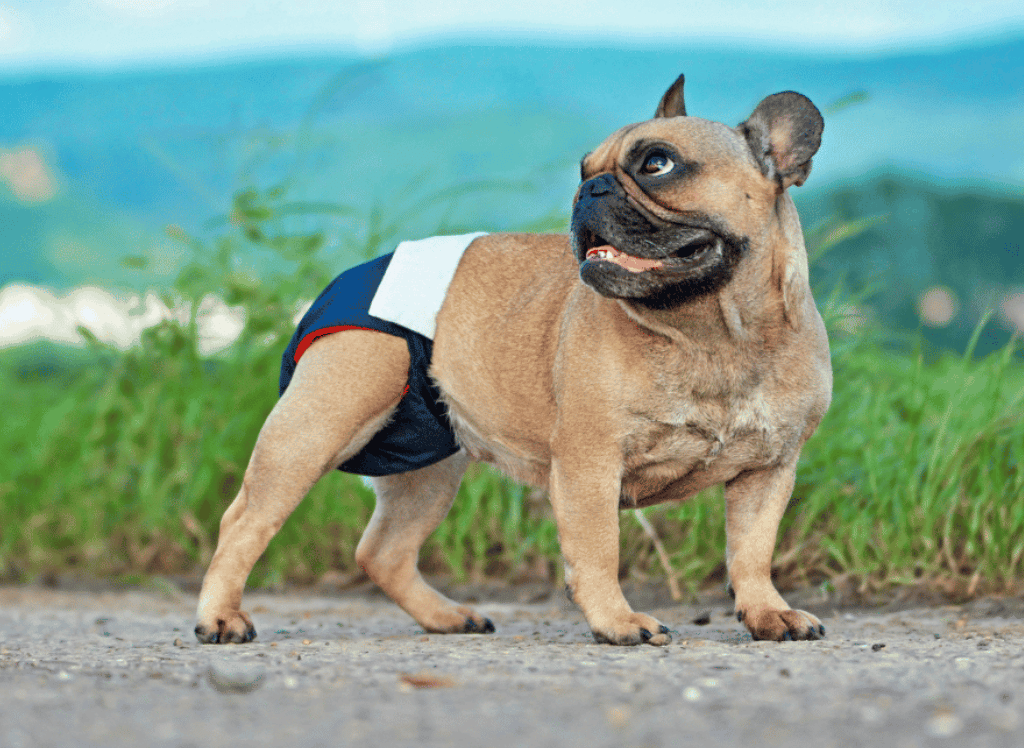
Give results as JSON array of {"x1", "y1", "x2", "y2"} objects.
[
  {"x1": 799, "y1": 173, "x2": 1024, "y2": 357},
  {"x1": 1, "y1": 176, "x2": 1022, "y2": 603}
]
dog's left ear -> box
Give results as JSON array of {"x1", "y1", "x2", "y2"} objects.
[
  {"x1": 739, "y1": 92, "x2": 823, "y2": 189},
  {"x1": 654, "y1": 74, "x2": 686, "y2": 118}
]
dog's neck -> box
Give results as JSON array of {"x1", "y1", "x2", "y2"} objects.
[
  {"x1": 617, "y1": 259, "x2": 786, "y2": 352},
  {"x1": 618, "y1": 294, "x2": 735, "y2": 348}
]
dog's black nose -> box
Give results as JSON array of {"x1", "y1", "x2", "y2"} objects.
[{"x1": 584, "y1": 174, "x2": 616, "y2": 197}]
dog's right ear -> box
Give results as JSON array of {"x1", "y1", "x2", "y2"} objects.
[
  {"x1": 654, "y1": 74, "x2": 686, "y2": 118},
  {"x1": 739, "y1": 92, "x2": 823, "y2": 190}
]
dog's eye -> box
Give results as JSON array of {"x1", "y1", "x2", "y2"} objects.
[{"x1": 640, "y1": 151, "x2": 674, "y2": 176}]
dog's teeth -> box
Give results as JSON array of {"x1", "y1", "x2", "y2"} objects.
[{"x1": 587, "y1": 246, "x2": 617, "y2": 261}]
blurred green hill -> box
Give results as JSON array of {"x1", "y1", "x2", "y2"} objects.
[
  {"x1": 3, "y1": 168, "x2": 1022, "y2": 355},
  {"x1": 1, "y1": 39, "x2": 1021, "y2": 353},
  {"x1": 0, "y1": 186, "x2": 175, "y2": 290},
  {"x1": 801, "y1": 173, "x2": 1023, "y2": 354}
]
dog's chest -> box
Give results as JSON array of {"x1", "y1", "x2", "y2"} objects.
[{"x1": 621, "y1": 388, "x2": 794, "y2": 504}]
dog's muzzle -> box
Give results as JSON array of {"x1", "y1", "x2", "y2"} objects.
[{"x1": 572, "y1": 174, "x2": 722, "y2": 271}]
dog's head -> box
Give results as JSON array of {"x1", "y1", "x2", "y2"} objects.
[{"x1": 571, "y1": 75, "x2": 823, "y2": 309}]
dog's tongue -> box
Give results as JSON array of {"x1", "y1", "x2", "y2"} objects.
[{"x1": 586, "y1": 244, "x2": 664, "y2": 273}]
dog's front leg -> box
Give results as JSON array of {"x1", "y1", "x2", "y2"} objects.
[
  {"x1": 549, "y1": 457, "x2": 671, "y2": 646},
  {"x1": 725, "y1": 455, "x2": 825, "y2": 641}
]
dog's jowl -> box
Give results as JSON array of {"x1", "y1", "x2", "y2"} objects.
[{"x1": 195, "y1": 74, "x2": 831, "y2": 646}]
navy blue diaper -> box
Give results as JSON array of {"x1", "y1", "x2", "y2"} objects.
[{"x1": 279, "y1": 252, "x2": 461, "y2": 476}]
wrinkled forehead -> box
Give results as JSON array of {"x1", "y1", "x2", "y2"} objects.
[{"x1": 583, "y1": 117, "x2": 756, "y2": 174}]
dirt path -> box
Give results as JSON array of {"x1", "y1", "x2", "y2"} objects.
[{"x1": 2, "y1": 584, "x2": 1024, "y2": 747}]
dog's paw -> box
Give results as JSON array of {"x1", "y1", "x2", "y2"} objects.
[
  {"x1": 194, "y1": 610, "x2": 257, "y2": 644},
  {"x1": 590, "y1": 612, "x2": 672, "y2": 646},
  {"x1": 460, "y1": 615, "x2": 496, "y2": 634},
  {"x1": 420, "y1": 606, "x2": 495, "y2": 635},
  {"x1": 738, "y1": 607, "x2": 825, "y2": 642}
]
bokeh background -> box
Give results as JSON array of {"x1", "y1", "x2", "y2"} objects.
[
  {"x1": 2, "y1": 0, "x2": 1022, "y2": 354},
  {"x1": 1, "y1": 1, "x2": 1022, "y2": 593}
]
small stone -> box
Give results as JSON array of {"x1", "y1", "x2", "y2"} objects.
[
  {"x1": 606, "y1": 707, "x2": 630, "y2": 728},
  {"x1": 302, "y1": 639, "x2": 312, "y2": 645},
  {"x1": 206, "y1": 663, "x2": 265, "y2": 694},
  {"x1": 860, "y1": 706, "x2": 883, "y2": 724},
  {"x1": 926, "y1": 713, "x2": 963, "y2": 737},
  {"x1": 692, "y1": 611, "x2": 711, "y2": 626},
  {"x1": 173, "y1": 638, "x2": 186, "y2": 648},
  {"x1": 399, "y1": 672, "x2": 456, "y2": 689},
  {"x1": 872, "y1": 643, "x2": 886, "y2": 652}
]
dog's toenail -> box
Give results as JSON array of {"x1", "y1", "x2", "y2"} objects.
[
  {"x1": 659, "y1": 625, "x2": 670, "y2": 634},
  {"x1": 639, "y1": 628, "x2": 652, "y2": 642}
]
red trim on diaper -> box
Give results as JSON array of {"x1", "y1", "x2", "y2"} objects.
[
  {"x1": 293, "y1": 326, "x2": 410, "y2": 399},
  {"x1": 293, "y1": 325, "x2": 375, "y2": 363}
]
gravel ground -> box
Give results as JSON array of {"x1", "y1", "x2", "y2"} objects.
[{"x1": 3, "y1": 583, "x2": 1024, "y2": 747}]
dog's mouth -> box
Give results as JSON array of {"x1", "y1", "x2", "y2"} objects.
[
  {"x1": 585, "y1": 244, "x2": 664, "y2": 272},
  {"x1": 578, "y1": 227, "x2": 720, "y2": 274}
]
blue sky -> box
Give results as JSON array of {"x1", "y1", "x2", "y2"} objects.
[{"x1": 2, "y1": 0, "x2": 1024, "y2": 70}]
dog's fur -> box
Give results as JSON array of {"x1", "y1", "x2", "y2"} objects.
[{"x1": 195, "y1": 75, "x2": 832, "y2": 646}]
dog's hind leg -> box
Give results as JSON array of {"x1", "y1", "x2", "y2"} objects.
[
  {"x1": 195, "y1": 330, "x2": 409, "y2": 644},
  {"x1": 356, "y1": 450, "x2": 495, "y2": 634}
]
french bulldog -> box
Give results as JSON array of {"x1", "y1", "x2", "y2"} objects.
[{"x1": 195, "y1": 74, "x2": 831, "y2": 646}]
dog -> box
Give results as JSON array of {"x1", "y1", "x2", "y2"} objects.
[{"x1": 194, "y1": 74, "x2": 831, "y2": 646}]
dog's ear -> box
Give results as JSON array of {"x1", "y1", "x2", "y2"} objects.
[
  {"x1": 654, "y1": 74, "x2": 686, "y2": 118},
  {"x1": 739, "y1": 92, "x2": 823, "y2": 189}
]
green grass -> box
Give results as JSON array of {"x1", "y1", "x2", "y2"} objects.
[{"x1": 2, "y1": 186, "x2": 1022, "y2": 601}]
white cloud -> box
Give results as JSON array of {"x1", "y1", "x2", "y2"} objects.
[
  {"x1": 0, "y1": 4, "x2": 31, "y2": 53},
  {"x1": 364, "y1": 0, "x2": 1024, "y2": 50},
  {"x1": 2, "y1": 0, "x2": 1023, "y2": 69},
  {"x1": 89, "y1": 0, "x2": 177, "y2": 14},
  {"x1": 0, "y1": 283, "x2": 246, "y2": 354}
]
